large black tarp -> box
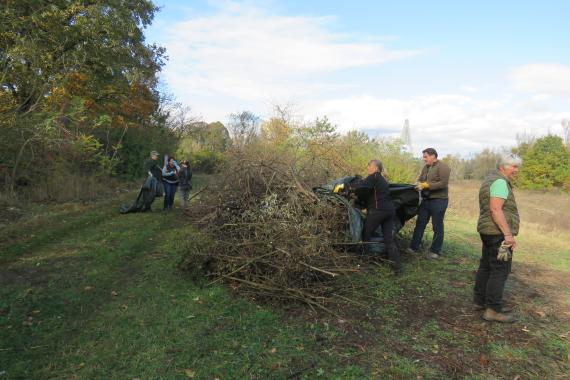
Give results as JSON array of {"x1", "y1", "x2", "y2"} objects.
[
  {"x1": 120, "y1": 175, "x2": 163, "y2": 214},
  {"x1": 314, "y1": 176, "x2": 420, "y2": 253}
]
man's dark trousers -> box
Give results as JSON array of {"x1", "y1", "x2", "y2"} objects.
[
  {"x1": 473, "y1": 234, "x2": 512, "y2": 312},
  {"x1": 410, "y1": 198, "x2": 448, "y2": 254}
]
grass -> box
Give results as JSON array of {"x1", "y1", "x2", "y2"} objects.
[{"x1": 1, "y1": 178, "x2": 569, "y2": 379}]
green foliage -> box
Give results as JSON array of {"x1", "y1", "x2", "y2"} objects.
[
  {"x1": 113, "y1": 122, "x2": 178, "y2": 179},
  {"x1": 189, "y1": 150, "x2": 225, "y2": 174},
  {"x1": 1, "y1": 0, "x2": 164, "y2": 113},
  {"x1": 0, "y1": 0, "x2": 172, "y2": 199},
  {"x1": 237, "y1": 114, "x2": 417, "y2": 184},
  {"x1": 176, "y1": 121, "x2": 230, "y2": 173},
  {"x1": 517, "y1": 135, "x2": 570, "y2": 190}
]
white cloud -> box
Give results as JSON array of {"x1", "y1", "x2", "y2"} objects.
[
  {"x1": 160, "y1": 3, "x2": 419, "y2": 101},
  {"x1": 512, "y1": 64, "x2": 570, "y2": 96},
  {"x1": 304, "y1": 94, "x2": 570, "y2": 156}
]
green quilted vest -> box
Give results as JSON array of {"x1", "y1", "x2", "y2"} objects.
[{"x1": 477, "y1": 171, "x2": 520, "y2": 236}]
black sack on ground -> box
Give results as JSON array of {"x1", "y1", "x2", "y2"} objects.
[{"x1": 120, "y1": 175, "x2": 163, "y2": 214}]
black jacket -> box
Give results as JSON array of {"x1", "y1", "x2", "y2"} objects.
[
  {"x1": 144, "y1": 158, "x2": 162, "y2": 179},
  {"x1": 347, "y1": 172, "x2": 395, "y2": 212},
  {"x1": 178, "y1": 166, "x2": 193, "y2": 190}
]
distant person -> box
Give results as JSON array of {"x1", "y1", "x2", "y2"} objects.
[
  {"x1": 178, "y1": 160, "x2": 193, "y2": 208},
  {"x1": 473, "y1": 153, "x2": 522, "y2": 323},
  {"x1": 162, "y1": 156, "x2": 180, "y2": 210},
  {"x1": 406, "y1": 147, "x2": 451, "y2": 259},
  {"x1": 335, "y1": 159, "x2": 402, "y2": 275},
  {"x1": 141, "y1": 150, "x2": 163, "y2": 211},
  {"x1": 120, "y1": 150, "x2": 162, "y2": 214}
]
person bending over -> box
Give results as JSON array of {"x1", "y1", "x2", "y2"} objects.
[{"x1": 335, "y1": 160, "x2": 402, "y2": 275}]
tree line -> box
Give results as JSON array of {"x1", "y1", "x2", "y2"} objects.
[
  {"x1": 442, "y1": 134, "x2": 570, "y2": 190},
  {"x1": 2, "y1": 1, "x2": 567, "y2": 203}
]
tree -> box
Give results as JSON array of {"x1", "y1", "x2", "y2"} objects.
[
  {"x1": 470, "y1": 149, "x2": 500, "y2": 180},
  {"x1": 227, "y1": 111, "x2": 259, "y2": 147},
  {"x1": 1, "y1": 1, "x2": 164, "y2": 114},
  {"x1": 0, "y1": 0, "x2": 169, "y2": 196},
  {"x1": 442, "y1": 154, "x2": 468, "y2": 180},
  {"x1": 517, "y1": 135, "x2": 570, "y2": 190}
]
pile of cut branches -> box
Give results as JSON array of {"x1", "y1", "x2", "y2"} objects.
[{"x1": 180, "y1": 146, "x2": 363, "y2": 310}]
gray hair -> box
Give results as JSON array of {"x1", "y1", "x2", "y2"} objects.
[
  {"x1": 497, "y1": 153, "x2": 523, "y2": 169},
  {"x1": 368, "y1": 159, "x2": 384, "y2": 173}
]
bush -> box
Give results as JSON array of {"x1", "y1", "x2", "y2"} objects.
[
  {"x1": 189, "y1": 150, "x2": 225, "y2": 174},
  {"x1": 517, "y1": 135, "x2": 570, "y2": 190}
]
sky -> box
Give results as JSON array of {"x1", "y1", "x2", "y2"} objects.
[{"x1": 145, "y1": 0, "x2": 570, "y2": 157}]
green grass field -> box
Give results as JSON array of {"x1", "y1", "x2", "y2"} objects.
[{"x1": 1, "y1": 181, "x2": 569, "y2": 379}]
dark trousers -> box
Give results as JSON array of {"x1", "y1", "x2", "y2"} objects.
[
  {"x1": 163, "y1": 182, "x2": 178, "y2": 209},
  {"x1": 410, "y1": 198, "x2": 448, "y2": 254},
  {"x1": 363, "y1": 209, "x2": 401, "y2": 271},
  {"x1": 473, "y1": 234, "x2": 512, "y2": 312}
]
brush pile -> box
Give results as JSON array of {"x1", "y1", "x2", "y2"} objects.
[{"x1": 180, "y1": 147, "x2": 363, "y2": 309}]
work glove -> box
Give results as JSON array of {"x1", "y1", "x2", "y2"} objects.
[
  {"x1": 333, "y1": 183, "x2": 345, "y2": 193},
  {"x1": 497, "y1": 242, "x2": 513, "y2": 262},
  {"x1": 415, "y1": 182, "x2": 429, "y2": 191}
]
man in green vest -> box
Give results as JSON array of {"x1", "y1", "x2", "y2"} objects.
[{"x1": 473, "y1": 153, "x2": 522, "y2": 323}]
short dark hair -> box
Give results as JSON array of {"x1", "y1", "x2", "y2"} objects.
[{"x1": 422, "y1": 148, "x2": 438, "y2": 158}]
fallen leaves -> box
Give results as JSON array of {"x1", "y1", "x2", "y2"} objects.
[{"x1": 184, "y1": 368, "x2": 195, "y2": 378}]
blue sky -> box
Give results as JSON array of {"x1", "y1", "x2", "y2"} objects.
[{"x1": 145, "y1": 0, "x2": 570, "y2": 156}]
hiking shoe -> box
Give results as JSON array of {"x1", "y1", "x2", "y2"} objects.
[
  {"x1": 405, "y1": 248, "x2": 419, "y2": 255},
  {"x1": 427, "y1": 252, "x2": 440, "y2": 259},
  {"x1": 482, "y1": 308, "x2": 516, "y2": 323},
  {"x1": 474, "y1": 303, "x2": 512, "y2": 312}
]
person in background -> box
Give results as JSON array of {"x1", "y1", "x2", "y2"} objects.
[
  {"x1": 144, "y1": 151, "x2": 162, "y2": 180},
  {"x1": 162, "y1": 155, "x2": 180, "y2": 210},
  {"x1": 335, "y1": 159, "x2": 402, "y2": 275},
  {"x1": 178, "y1": 160, "x2": 193, "y2": 208},
  {"x1": 406, "y1": 147, "x2": 451, "y2": 259},
  {"x1": 141, "y1": 150, "x2": 162, "y2": 211},
  {"x1": 473, "y1": 153, "x2": 522, "y2": 323}
]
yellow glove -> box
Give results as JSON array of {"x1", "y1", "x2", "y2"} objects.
[
  {"x1": 415, "y1": 182, "x2": 429, "y2": 191},
  {"x1": 333, "y1": 183, "x2": 345, "y2": 193}
]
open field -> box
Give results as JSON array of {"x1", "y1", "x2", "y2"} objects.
[{"x1": 0, "y1": 179, "x2": 569, "y2": 379}]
